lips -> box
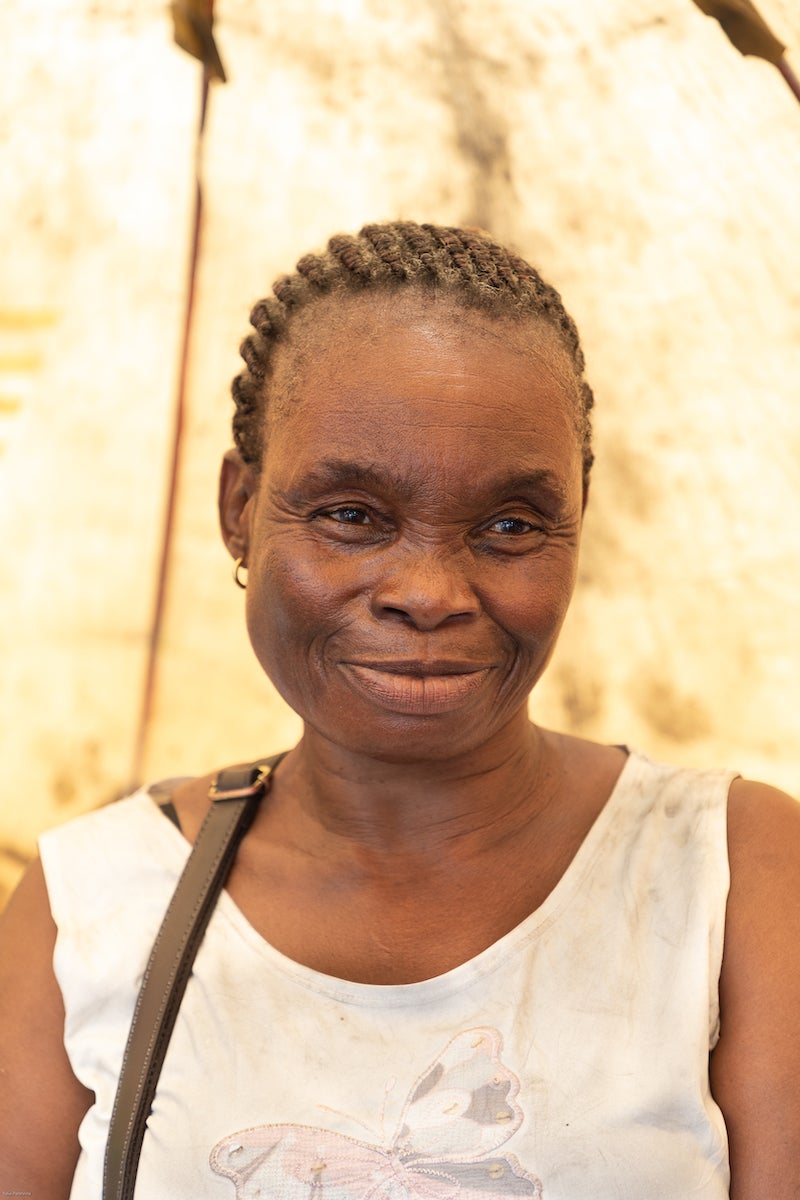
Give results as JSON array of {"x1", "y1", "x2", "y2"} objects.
[{"x1": 341, "y1": 660, "x2": 494, "y2": 715}]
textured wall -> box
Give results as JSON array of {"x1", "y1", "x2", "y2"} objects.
[{"x1": 1, "y1": 0, "x2": 798, "y2": 907}]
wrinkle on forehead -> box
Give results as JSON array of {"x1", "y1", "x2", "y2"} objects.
[
  {"x1": 289, "y1": 396, "x2": 571, "y2": 436},
  {"x1": 264, "y1": 292, "x2": 581, "y2": 432}
]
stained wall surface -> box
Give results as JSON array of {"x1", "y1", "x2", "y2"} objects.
[{"x1": 1, "y1": 0, "x2": 798, "y2": 906}]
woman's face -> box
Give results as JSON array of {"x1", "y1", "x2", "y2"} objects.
[{"x1": 223, "y1": 296, "x2": 586, "y2": 762}]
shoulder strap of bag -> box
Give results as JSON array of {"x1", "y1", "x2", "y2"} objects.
[{"x1": 102, "y1": 753, "x2": 286, "y2": 1200}]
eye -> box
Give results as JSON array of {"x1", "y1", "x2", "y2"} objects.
[
  {"x1": 488, "y1": 516, "x2": 537, "y2": 536},
  {"x1": 311, "y1": 503, "x2": 391, "y2": 544},
  {"x1": 324, "y1": 505, "x2": 372, "y2": 526},
  {"x1": 473, "y1": 509, "x2": 547, "y2": 556}
]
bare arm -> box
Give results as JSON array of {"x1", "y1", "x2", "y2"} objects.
[
  {"x1": 710, "y1": 778, "x2": 800, "y2": 1198},
  {"x1": 0, "y1": 859, "x2": 94, "y2": 1198}
]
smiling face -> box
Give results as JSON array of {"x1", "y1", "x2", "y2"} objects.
[{"x1": 220, "y1": 293, "x2": 586, "y2": 763}]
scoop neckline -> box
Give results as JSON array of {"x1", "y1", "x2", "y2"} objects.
[{"x1": 141, "y1": 747, "x2": 645, "y2": 1007}]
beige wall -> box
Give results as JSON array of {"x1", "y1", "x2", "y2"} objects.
[{"x1": 1, "y1": 0, "x2": 798, "y2": 907}]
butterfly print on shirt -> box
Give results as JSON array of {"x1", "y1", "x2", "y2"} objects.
[{"x1": 210, "y1": 1026, "x2": 544, "y2": 1199}]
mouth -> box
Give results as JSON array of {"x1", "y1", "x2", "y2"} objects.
[{"x1": 340, "y1": 660, "x2": 494, "y2": 715}]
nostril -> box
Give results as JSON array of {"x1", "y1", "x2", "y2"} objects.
[
  {"x1": 382, "y1": 605, "x2": 414, "y2": 623},
  {"x1": 376, "y1": 601, "x2": 478, "y2": 631}
]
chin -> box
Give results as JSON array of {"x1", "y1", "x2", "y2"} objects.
[{"x1": 306, "y1": 704, "x2": 527, "y2": 766}]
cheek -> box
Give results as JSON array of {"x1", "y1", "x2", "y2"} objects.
[
  {"x1": 244, "y1": 541, "x2": 360, "y2": 661},
  {"x1": 485, "y1": 554, "x2": 578, "y2": 653}
]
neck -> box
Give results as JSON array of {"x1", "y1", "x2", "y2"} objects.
[{"x1": 270, "y1": 714, "x2": 561, "y2": 863}]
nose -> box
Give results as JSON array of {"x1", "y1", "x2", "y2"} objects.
[{"x1": 370, "y1": 544, "x2": 481, "y2": 631}]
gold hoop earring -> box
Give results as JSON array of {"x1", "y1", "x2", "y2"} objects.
[{"x1": 233, "y1": 557, "x2": 248, "y2": 589}]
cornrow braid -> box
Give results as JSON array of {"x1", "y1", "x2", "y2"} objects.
[{"x1": 232, "y1": 221, "x2": 595, "y2": 483}]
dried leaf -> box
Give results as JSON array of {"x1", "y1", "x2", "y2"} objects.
[
  {"x1": 691, "y1": 0, "x2": 786, "y2": 65},
  {"x1": 171, "y1": 0, "x2": 227, "y2": 83}
]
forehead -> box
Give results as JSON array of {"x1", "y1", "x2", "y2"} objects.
[{"x1": 264, "y1": 296, "x2": 582, "y2": 493}]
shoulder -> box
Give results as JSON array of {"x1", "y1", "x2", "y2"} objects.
[
  {"x1": 721, "y1": 776, "x2": 800, "y2": 993},
  {"x1": 0, "y1": 859, "x2": 94, "y2": 1191},
  {"x1": 718, "y1": 776, "x2": 800, "y2": 1035},
  {"x1": 726, "y1": 775, "x2": 800, "y2": 872},
  {"x1": 39, "y1": 788, "x2": 155, "y2": 850},
  {"x1": 722, "y1": 777, "x2": 800, "y2": 970},
  {"x1": 38, "y1": 791, "x2": 175, "y2": 921},
  {"x1": 37, "y1": 785, "x2": 190, "y2": 856},
  {"x1": 37, "y1": 791, "x2": 199, "y2": 1005},
  {"x1": 711, "y1": 777, "x2": 800, "y2": 1197}
]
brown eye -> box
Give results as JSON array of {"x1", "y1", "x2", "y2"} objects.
[
  {"x1": 325, "y1": 506, "x2": 372, "y2": 525},
  {"x1": 489, "y1": 517, "x2": 536, "y2": 536}
]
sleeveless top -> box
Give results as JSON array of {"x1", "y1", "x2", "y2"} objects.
[{"x1": 39, "y1": 750, "x2": 734, "y2": 1200}]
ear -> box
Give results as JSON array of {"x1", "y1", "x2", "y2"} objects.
[{"x1": 218, "y1": 449, "x2": 257, "y2": 561}]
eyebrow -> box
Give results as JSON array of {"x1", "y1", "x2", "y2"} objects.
[
  {"x1": 283, "y1": 458, "x2": 570, "y2": 506},
  {"x1": 290, "y1": 460, "x2": 405, "y2": 494}
]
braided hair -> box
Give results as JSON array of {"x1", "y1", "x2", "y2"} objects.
[{"x1": 232, "y1": 221, "x2": 594, "y2": 484}]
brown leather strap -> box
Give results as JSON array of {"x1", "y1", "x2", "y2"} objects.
[{"x1": 103, "y1": 754, "x2": 285, "y2": 1200}]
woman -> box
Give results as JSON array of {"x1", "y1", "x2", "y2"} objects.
[{"x1": 0, "y1": 222, "x2": 798, "y2": 1199}]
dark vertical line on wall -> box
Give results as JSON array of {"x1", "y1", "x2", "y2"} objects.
[
  {"x1": 129, "y1": 71, "x2": 211, "y2": 789},
  {"x1": 433, "y1": 0, "x2": 517, "y2": 237},
  {"x1": 778, "y1": 58, "x2": 800, "y2": 106}
]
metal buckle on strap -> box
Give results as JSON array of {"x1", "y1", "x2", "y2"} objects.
[{"x1": 208, "y1": 763, "x2": 271, "y2": 802}]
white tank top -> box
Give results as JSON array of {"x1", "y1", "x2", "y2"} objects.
[{"x1": 39, "y1": 749, "x2": 734, "y2": 1199}]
